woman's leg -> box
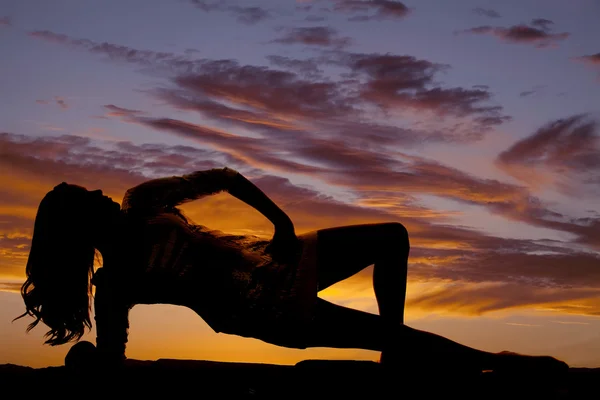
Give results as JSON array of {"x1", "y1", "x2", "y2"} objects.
[
  {"x1": 302, "y1": 222, "x2": 568, "y2": 372},
  {"x1": 315, "y1": 222, "x2": 409, "y2": 327},
  {"x1": 305, "y1": 298, "x2": 492, "y2": 367},
  {"x1": 305, "y1": 299, "x2": 567, "y2": 372}
]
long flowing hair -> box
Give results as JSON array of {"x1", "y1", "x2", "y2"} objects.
[{"x1": 15, "y1": 183, "x2": 97, "y2": 346}]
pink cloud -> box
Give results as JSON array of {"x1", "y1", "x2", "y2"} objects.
[{"x1": 35, "y1": 96, "x2": 69, "y2": 110}]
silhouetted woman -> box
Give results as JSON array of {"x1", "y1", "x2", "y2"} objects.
[{"x1": 17, "y1": 167, "x2": 567, "y2": 373}]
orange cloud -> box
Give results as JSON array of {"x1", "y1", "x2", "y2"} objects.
[{"x1": 3, "y1": 131, "x2": 600, "y2": 319}]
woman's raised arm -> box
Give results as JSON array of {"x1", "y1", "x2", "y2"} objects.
[{"x1": 123, "y1": 167, "x2": 295, "y2": 236}]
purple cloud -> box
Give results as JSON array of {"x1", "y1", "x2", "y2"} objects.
[
  {"x1": 456, "y1": 21, "x2": 570, "y2": 48},
  {"x1": 188, "y1": 1, "x2": 272, "y2": 24},
  {"x1": 273, "y1": 26, "x2": 353, "y2": 48},
  {"x1": 576, "y1": 53, "x2": 600, "y2": 65},
  {"x1": 333, "y1": 0, "x2": 411, "y2": 21},
  {"x1": 496, "y1": 114, "x2": 600, "y2": 197},
  {"x1": 29, "y1": 30, "x2": 510, "y2": 134}
]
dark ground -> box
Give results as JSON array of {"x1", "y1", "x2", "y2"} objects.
[{"x1": 1, "y1": 359, "x2": 599, "y2": 399}]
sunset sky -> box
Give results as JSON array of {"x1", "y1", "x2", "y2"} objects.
[{"x1": 2, "y1": 0, "x2": 600, "y2": 368}]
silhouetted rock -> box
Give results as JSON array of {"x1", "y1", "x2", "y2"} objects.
[{"x1": 1, "y1": 359, "x2": 597, "y2": 399}]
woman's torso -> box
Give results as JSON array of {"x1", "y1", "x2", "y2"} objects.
[{"x1": 115, "y1": 211, "x2": 299, "y2": 335}]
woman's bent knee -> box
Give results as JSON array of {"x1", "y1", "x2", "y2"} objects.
[{"x1": 379, "y1": 222, "x2": 409, "y2": 244}]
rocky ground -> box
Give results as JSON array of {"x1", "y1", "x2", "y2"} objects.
[{"x1": 1, "y1": 359, "x2": 599, "y2": 398}]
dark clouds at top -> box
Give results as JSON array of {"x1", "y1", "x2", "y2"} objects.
[{"x1": 29, "y1": 29, "x2": 510, "y2": 139}]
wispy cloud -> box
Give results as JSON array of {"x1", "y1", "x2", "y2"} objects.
[
  {"x1": 573, "y1": 53, "x2": 600, "y2": 81},
  {"x1": 456, "y1": 19, "x2": 570, "y2": 48},
  {"x1": 35, "y1": 96, "x2": 69, "y2": 110},
  {"x1": 0, "y1": 281, "x2": 22, "y2": 293},
  {"x1": 188, "y1": 1, "x2": 272, "y2": 25},
  {"x1": 3, "y1": 129, "x2": 600, "y2": 315},
  {"x1": 333, "y1": 0, "x2": 412, "y2": 22},
  {"x1": 103, "y1": 104, "x2": 145, "y2": 117},
  {"x1": 496, "y1": 114, "x2": 600, "y2": 196},
  {"x1": 273, "y1": 26, "x2": 353, "y2": 48},
  {"x1": 29, "y1": 29, "x2": 510, "y2": 134},
  {"x1": 472, "y1": 8, "x2": 501, "y2": 19},
  {"x1": 575, "y1": 53, "x2": 600, "y2": 66},
  {"x1": 519, "y1": 85, "x2": 545, "y2": 97},
  {"x1": 550, "y1": 320, "x2": 590, "y2": 325}
]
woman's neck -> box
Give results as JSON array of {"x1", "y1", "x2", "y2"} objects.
[{"x1": 93, "y1": 212, "x2": 126, "y2": 263}]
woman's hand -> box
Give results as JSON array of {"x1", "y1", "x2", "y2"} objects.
[{"x1": 266, "y1": 224, "x2": 301, "y2": 263}]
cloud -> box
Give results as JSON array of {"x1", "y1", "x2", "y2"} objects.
[
  {"x1": 125, "y1": 109, "x2": 600, "y2": 251},
  {"x1": 188, "y1": 1, "x2": 272, "y2": 24},
  {"x1": 531, "y1": 18, "x2": 554, "y2": 30},
  {"x1": 0, "y1": 282, "x2": 22, "y2": 293},
  {"x1": 0, "y1": 16, "x2": 11, "y2": 26},
  {"x1": 472, "y1": 8, "x2": 501, "y2": 19},
  {"x1": 266, "y1": 55, "x2": 323, "y2": 78},
  {"x1": 456, "y1": 21, "x2": 570, "y2": 48},
  {"x1": 30, "y1": 29, "x2": 510, "y2": 135},
  {"x1": 272, "y1": 26, "x2": 353, "y2": 48},
  {"x1": 103, "y1": 104, "x2": 145, "y2": 117},
  {"x1": 33, "y1": 31, "x2": 600, "y2": 248},
  {"x1": 14, "y1": 25, "x2": 600, "y2": 318},
  {"x1": 173, "y1": 61, "x2": 357, "y2": 120},
  {"x1": 407, "y1": 281, "x2": 600, "y2": 315},
  {"x1": 4, "y1": 130, "x2": 600, "y2": 316},
  {"x1": 29, "y1": 31, "x2": 196, "y2": 70},
  {"x1": 32, "y1": 35, "x2": 600, "y2": 256},
  {"x1": 305, "y1": 14, "x2": 327, "y2": 22},
  {"x1": 496, "y1": 114, "x2": 600, "y2": 196},
  {"x1": 333, "y1": 0, "x2": 412, "y2": 21},
  {"x1": 519, "y1": 85, "x2": 545, "y2": 97},
  {"x1": 331, "y1": 52, "x2": 509, "y2": 125},
  {"x1": 55, "y1": 96, "x2": 68, "y2": 109},
  {"x1": 573, "y1": 53, "x2": 600, "y2": 81},
  {"x1": 575, "y1": 53, "x2": 600, "y2": 66},
  {"x1": 35, "y1": 96, "x2": 69, "y2": 110}
]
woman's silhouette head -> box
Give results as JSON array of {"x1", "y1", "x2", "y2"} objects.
[{"x1": 16, "y1": 182, "x2": 121, "y2": 346}]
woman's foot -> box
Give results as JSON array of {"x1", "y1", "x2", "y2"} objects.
[
  {"x1": 379, "y1": 348, "x2": 482, "y2": 376},
  {"x1": 490, "y1": 351, "x2": 569, "y2": 375}
]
